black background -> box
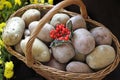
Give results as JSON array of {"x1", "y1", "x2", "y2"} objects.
[{"x1": 11, "y1": 0, "x2": 120, "y2": 80}]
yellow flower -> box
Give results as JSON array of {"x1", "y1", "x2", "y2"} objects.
[
  {"x1": 0, "y1": 22, "x2": 6, "y2": 32},
  {"x1": 0, "y1": 0, "x2": 12, "y2": 10},
  {"x1": 15, "y1": 0, "x2": 22, "y2": 6},
  {"x1": 3, "y1": 1, "x2": 12, "y2": 8},
  {"x1": 30, "y1": 0, "x2": 44, "y2": 4},
  {"x1": 4, "y1": 61, "x2": 14, "y2": 79},
  {"x1": 0, "y1": 5, "x2": 4, "y2": 10},
  {"x1": 4, "y1": 70, "x2": 14, "y2": 79},
  {"x1": 41, "y1": 0, "x2": 45, "y2": 4},
  {"x1": 48, "y1": 0, "x2": 53, "y2": 5},
  {"x1": 4, "y1": 61, "x2": 14, "y2": 71}
]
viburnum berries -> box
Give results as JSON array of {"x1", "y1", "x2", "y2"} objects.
[{"x1": 50, "y1": 24, "x2": 70, "y2": 41}]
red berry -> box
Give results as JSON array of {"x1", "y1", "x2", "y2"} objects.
[{"x1": 50, "y1": 24, "x2": 70, "y2": 41}]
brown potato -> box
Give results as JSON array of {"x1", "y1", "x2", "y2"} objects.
[
  {"x1": 72, "y1": 28, "x2": 95, "y2": 55},
  {"x1": 22, "y1": 9, "x2": 41, "y2": 27},
  {"x1": 90, "y1": 27, "x2": 112, "y2": 45},
  {"x1": 52, "y1": 43, "x2": 75, "y2": 63},
  {"x1": 66, "y1": 61, "x2": 92, "y2": 73},
  {"x1": 50, "y1": 13, "x2": 70, "y2": 27},
  {"x1": 86, "y1": 45, "x2": 116, "y2": 70},
  {"x1": 66, "y1": 15, "x2": 86, "y2": 30}
]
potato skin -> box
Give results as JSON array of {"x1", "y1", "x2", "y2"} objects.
[
  {"x1": 66, "y1": 61, "x2": 92, "y2": 73},
  {"x1": 20, "y1": 37, "x2": 51, "y2": 62},
  {"x1": 72, "y1": 28, "x2": 95, "y2": 55},
  {"x1": 46, "y1": 58, "x2": 66, "y2": 71},
  {"x1": 29, "y1": 21, "x2": 54, "y2": 42},
  {"x1": 86, "y1": 45, "x2": 116, "y2": 70},
  {"x1": 90, "y1": 27, "x2": 112, "y2": 45},
  {"x1": 2, "y1": 17, "x2": 25, "y2": 45},
  {"x1": 22, "y1": 9, "x2": 41, "y2": 27},
  {"x1": 73, "y1": 50, "x2": 86, "y2": 62},
  {"x1": 66, "y1": 15, "x2": 86, "y2": 30},
  {"x1": 14, "y1": 42, "x2": 24, "y2": 55},
  {"x1": 52, "y1": 43, "x2": 75, "y2": 63},
  {"x1": 50, "y1": 13, "x2": 70, "y2": 27}
]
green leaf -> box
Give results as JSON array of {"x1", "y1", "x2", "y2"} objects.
[
  {"x1": 50, "y1": 40, "x2": 69, "y2": 47},
  {"x1": 0, "y1": 68, "x2": 3, "y2": 80},
  {"x1": 66, "y1": 20, "x2": 73, "y2": 39}
]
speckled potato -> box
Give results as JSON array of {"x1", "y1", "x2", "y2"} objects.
[
  {"x1": 66, "y1": 61, "x2": 92, "y2": 73},
  {"x1": 50, "y1": 13, "x2": 70, "y2": 27},
  {"x1": 2, "y1": 17, "x2": 25, "y2": 45},
  {"x1": 22, "y1": 9, "x2": 41, "y2": 27},
  {"x1": 66, "y1": 15, "x2": 86, "y2": 30},
  {"x1": 20, "y1": 37, "x2": 51, "y2": 62},
  {"x1": 86, "y1": 45, "x2": 116, "y2": 70},
  {"x1": 29, "y1": 21, "x2": 55, "y2": 42},
  {"x1": 52, "y1": 43, "x2": 75, "y2": 63},
  {"x1": 90, "y1": 27, "x2": 112, "y2": 45},
  {"x1": 46, "y1": 58, "x2": 66, "y2": 71},
  {"x1": 72, "y1": 28, "x2": 95, "y2": 55}
]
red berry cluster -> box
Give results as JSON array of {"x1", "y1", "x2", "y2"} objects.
[{"x1": 50, "y1": 24, "x2": 70, "y2": 41}]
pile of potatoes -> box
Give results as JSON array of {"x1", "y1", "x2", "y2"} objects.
[{"x1": 2, "y1": 8, "x2": 116, "y2": 73}]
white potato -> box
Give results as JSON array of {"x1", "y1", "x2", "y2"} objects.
[
  {"x1": 20, "y1": 37, "x2": 51, "y2": 62},
  {"x1": 22, "y1": 9, "x2": 41, "y2": 27},
  {"x1": 2, "y1": 17, "x2": 25, "y2": 45},
  {"x1": 14, "y1": 42, "x2": 24, "y2": 55},
  {"x1": 29, "y1": 21, "x2": 54, "y2": 42}
]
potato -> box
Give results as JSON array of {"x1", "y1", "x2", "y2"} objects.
[
  {"x1": 50, "y1": 13, "x2": 70, "y2": 27},
  {"x1": 90, "y1": 27, "x2": 112, "y2": 45},
  {"x1": 2, "y1": 17, "x2": 25, "y2": 45},
  {"x1": 46, "y1": 58, "x2": 66, "y2": 71},
  {"x1": 72, "y1": 28, "x2": 95, "y2": 55},
  {"x1": 29, "y1": 21, "x2": 55, "y2": 42},
  {"x1": 73, "y1": 50, "x2": 86, "y2": 62},
  {"x1": 20, "y1": 37, "x2": 51, "y2": 62},
  {"x1": 22, "y1": 9, "x2": 41, "y2": 27},
  {"x1": 14, "y1": 42, "x2": 24, "y2": 55},
  {"x1": 24, "y1": 29, "x2": 30, "y2": 38},
  {"x1": 66, "y1": 15, "x2": 86, "y2": 30},
  {"x1": 66, "y1": 61, "x2": 92, "y2": 73},
  {"x1": 52, "y1": 43, "x2": 75, "y2": 63},
  {"x1": 86, "y1": 45, "x2": 116, "y2": 70}
]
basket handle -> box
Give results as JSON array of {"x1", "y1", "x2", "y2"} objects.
[{"x1": 26, "y1": 0, "x2": 88, "y2": 67}]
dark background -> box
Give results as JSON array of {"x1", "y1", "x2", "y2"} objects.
[{"x1": 12, "y1": 0, "x2": 120, "y2": 80}]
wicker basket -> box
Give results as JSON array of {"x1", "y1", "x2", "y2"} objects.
[{"x1": 5, "y1": 0, "x2": 120, "y2": 80}]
